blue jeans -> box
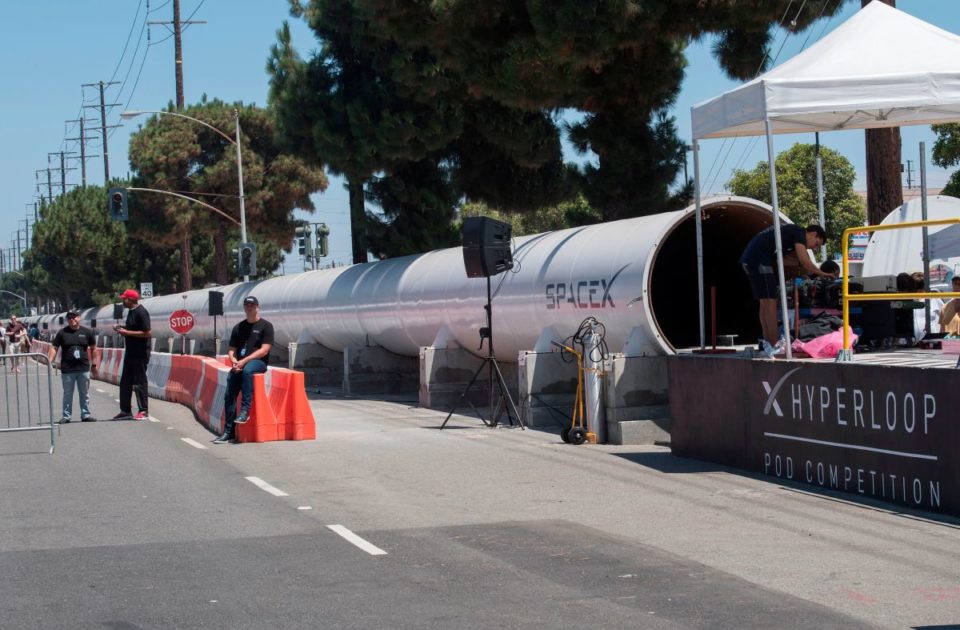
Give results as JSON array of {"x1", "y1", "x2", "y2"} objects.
[
  {"x1": 61, "y1": 371, "x2": 91, "y2": 420},
  {"x1": 224, "y1": 360, "x2": 267, "y2": 430}
]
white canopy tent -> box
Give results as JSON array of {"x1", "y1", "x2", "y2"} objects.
[{"x1": 690, "y1": 0, "x2": 960, "y2": 358}]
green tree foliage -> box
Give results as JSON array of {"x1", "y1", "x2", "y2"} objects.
[
  {"x1": 127, "y1": 98, "x2": 327, "y2": 285},
  {"x1": 268, "y1": 10, "x2": 462, "y2": 263},
  {"x1": 461, "y1": 195, "x2": 601, "y2": 238},
  {"x1": 365, "y1": 158, "x2": 460, "y2": 259},
  {"x1": 932, "y1": 123, "x2": 960, "y2": 198},
  {"x1": 727, "y1": 144, "x2": 866, "y2": 257},
  {"x1": 269, "y1": 0, "x2": 842, "y2": 259},
  {"x1": 356, "y1": 0, "x2": 840, "y2": 218}
]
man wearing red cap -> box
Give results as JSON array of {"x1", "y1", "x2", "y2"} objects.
[{"x1": 113, "y1": 289, "x2": 151, "y2": 420}]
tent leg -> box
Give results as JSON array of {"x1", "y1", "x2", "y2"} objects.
[{"x1": 765, "y1": 118, "x2": 793, "y2": 359}]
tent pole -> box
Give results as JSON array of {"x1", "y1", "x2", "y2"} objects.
[
  {"x1": 815, "y1": 133, "x2": 827, "y2": 262},
  {"x1": 765, "y1": 118, "x2": 792, "y2": 359},
  {"x1": 692, "y1": 138, "x2": 705, "y2": 349},
  {"x1": 920, "y1": 141, "x2": 931, "y2": 335}
]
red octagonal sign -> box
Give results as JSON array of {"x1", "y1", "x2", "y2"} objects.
[{"x1": 169, "y1": 309, "x2": 195, "y2": 335}]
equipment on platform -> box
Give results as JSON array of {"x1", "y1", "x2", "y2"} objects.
[
  {"x1": 461, "y1": 216, "x2": 514, "y2": 278},
  {"x1": 859, "y1": 275, "x2": 898, "y2": 293},
  {"x1": 442, "y1": 217, "x2": 523, "y2": 431}
]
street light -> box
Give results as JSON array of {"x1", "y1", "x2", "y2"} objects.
[
  {"x1": 121, "y1": 109, "x2": 250, "y2": 281},
  {"x1": 0, "y1": 289, "x2": 27, "y2": 311}
]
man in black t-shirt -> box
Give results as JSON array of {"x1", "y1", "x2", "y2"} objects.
[
  {"x1": 214, "y1": 295, "x2": 274, "y2": 444},
  {"x1": 113, "y1": 289, "x2": 152, "y2": 421},
  {"x1": 740, "y1": 224, "x2": 835, "y2": 353},
  {"x1": 49, "y1": 311, "x2": 100, "y2": 423}
]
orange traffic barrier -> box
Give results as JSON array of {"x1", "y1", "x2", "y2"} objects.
[
  {"x1": 234, "y1": 372, "x2": 280, "y2": 443},
  {"x1": 280, "y1": 370, "x2": 316, "y2": 440}
]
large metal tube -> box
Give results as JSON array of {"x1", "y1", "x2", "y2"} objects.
[{"x1": 50, "y1": 196, "x2": 777, "y2": 360}]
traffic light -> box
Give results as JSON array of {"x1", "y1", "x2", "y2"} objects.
[
  {"x1": 316, "y1": 223, "x2": 330, "y2": 257},
  {"x1": 238, "y1": 242, "x2": 257, "y2": 277},
  {"x1": 294, "y1": 226, "x2": 309, "y2": 257},
  {"x1": 108, "y1": 187, "x2": 128, "y2": 221}
]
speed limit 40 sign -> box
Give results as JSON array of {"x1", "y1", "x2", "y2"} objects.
[{"x1": 169, "y1": 309, "x2": 195, "y2": 335}]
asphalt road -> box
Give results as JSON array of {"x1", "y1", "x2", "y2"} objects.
[{"x1": 1, "y1": 367, "x2": 958, "y2": 629}]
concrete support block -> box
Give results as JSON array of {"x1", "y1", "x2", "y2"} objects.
[
  {"x1": 517, "y1": 350, "x2": 579, "y2": 429},
  {"x1": 289, "y1": 342, "x2": 344, "y2": 389},
  {"x1": 419, "y1": 346, "x2": 484, "y2": 410},
  {"x1": 418, "y1": 347, "x2": 520, "y2": 422},
  {"x1": 343, "y1": 345, "x2": 419, "y2": 396},
  {"x1": 604, "y1": 354, "x2": 671, "y2": 445}
]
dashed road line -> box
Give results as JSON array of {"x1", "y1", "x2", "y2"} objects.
[
  {"x1": 180, "y1": 437, "x2": 208, "y2": 450},
  {"x1": 327, "y1": 524, "x2": 388, "y2": 556},
  {"x1": 95, "y1": 388, "x2": 106, "y2": 394},
  {"x1": 245, "y1": 476, "x2": 289, "y2": 497}
]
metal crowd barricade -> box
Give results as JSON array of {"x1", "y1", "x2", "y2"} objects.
[
  {"x1": 840, "y1": 217, "x2": 960, "y2": 362},
  {"x1": 0, "y1": 352, "x2": 57, "y2": 454}
]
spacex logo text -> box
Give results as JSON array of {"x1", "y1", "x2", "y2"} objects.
[
  {"x1": 545, "y1": 264, "x2": 629, "y2": 310},
  {"x1": 761, "y1": 368, "x2": 936, "y2": 435}
]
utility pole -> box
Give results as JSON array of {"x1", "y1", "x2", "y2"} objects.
[
  {"x1": 148, "y1": 1, "x2": 205, "y2": 110},
  {"x1": 905, "y1": 159, "x2": 914, "y2": 189},
  {"x1": 35, "y1": 170, "x2": 53, "y2": 205},
  {"x1": 49, "y1": 151, "x2": 76, "y2": 197},
  {"x1": 149, "y1": 1, "x2": 206, "y2": 292},
  {"x1": 66, "y1": 117, "x2": 101, "y2": 187},
  {"x1": 82, "y1": 81, "x2": 120, "y2": 183}
]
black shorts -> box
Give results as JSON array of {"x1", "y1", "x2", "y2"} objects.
[{"x1": 742, "y1": 263, "x2": 779, "y2": 300}]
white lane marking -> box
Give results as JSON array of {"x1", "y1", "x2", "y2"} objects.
[
  {"x1": 297, "y1": 506, "x2": 312, "y2": 510},
  {"x1": 327, "y1": 524, "x2": 388, "y2": 556},
  {"x1": 95, "y1": 388, "x2": 106, "y2": 393},
  {"x1": 114, "y1": 399, "x2": 120, "y2": 403},
  {"x1": 181, "y1": 437, "x2": 208, "y2": 450},
  {"x1": 148, "y1": 416, "x2": 159, "y2": 423},
  {"x1": 245, "y1": 476, "x2": 289, "y2": 497}
]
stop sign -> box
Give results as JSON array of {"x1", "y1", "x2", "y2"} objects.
[{"x1": 169, "y1": 309, "x2": 195, "y2": 335}]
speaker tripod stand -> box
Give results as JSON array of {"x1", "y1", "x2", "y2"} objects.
[{"x1": 440, "y1": 275, "x2": 525, "y2": 430}]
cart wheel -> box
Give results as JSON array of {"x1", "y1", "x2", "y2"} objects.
[
  {"x1": 570, "y1": 427, "x2": 587, "y2": 445},
  {"x1": 560, "y1": 427, "x2": 571, "y2": 443}
]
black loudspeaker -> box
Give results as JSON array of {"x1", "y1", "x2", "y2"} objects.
[
  {"x1": 91, "y1": 319, "x2": 97, "y2": 328},
  {"x1": 58, "y1": 316, "x2": 64, "y2": 325},
  {"x1": 113, "y1": 303, "x2": 124, "y2": 320},
  {"x1": 209, "y1": 290, "x2": 224, "y2": 316},
  {"x1": 462, "y1": 217, "x2": 514, "y2": 278}
]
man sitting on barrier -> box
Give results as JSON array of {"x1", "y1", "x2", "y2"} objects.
[
  {"x1": 214, "y1": 295, "x2": 274, "y2": 444},
  {"x1": 48, "y1": 311, "x2": 100, "y2": 423}
]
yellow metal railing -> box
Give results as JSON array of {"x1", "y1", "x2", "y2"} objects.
[{"x1": 841, "y1": 217, "x2": 960, "y2": 359}]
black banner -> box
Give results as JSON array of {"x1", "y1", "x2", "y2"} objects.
[{"x1": 669, "y1": 356, "x2": 959, "y2": 516}]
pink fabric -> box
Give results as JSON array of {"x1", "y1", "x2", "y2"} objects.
[{"x1": 791, "y1": 326, "x2": 857, "y2": 359}]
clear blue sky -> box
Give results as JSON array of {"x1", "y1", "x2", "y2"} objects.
[{"x1": 1, "y1": 1, "x2": 958, "y2": 276}]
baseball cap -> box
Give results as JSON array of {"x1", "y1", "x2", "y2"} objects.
[
  {"x1": 119, "y1": 289, "x2": 140, "y2": 300},
  {"x1": 66, "y1": 311, "x2": 80, "y2": 319},
  {"x1": 243, "y1": 296, "x2": 259, "y2": 306}
]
